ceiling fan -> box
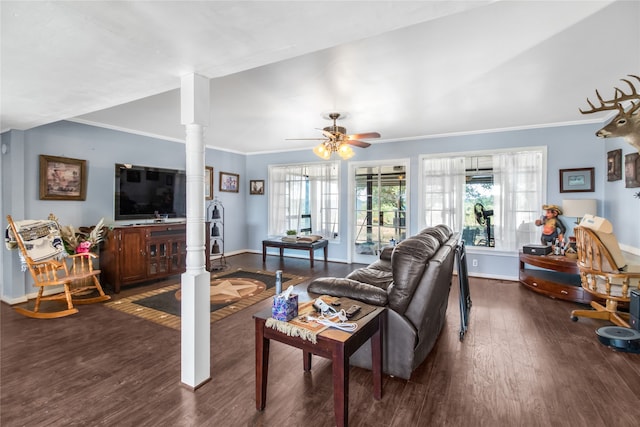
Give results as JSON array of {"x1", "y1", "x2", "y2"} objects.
[{"x1": 287, "y1": 112, "x2": 381, "y2": 159}]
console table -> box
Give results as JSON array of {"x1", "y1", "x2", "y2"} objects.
[
  {"x1": 519, "y1": 252, "x2": 599, "y2": 304},
  {"x1": 262, "y1": 237, "x2": 328, "y2": 267}
]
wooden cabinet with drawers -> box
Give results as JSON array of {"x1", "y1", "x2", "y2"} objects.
[
  {"x1": 519, "y1": 252, "x2": 599, "y2": 304},
  {"x1": 100, "y1": 222, "x2": 210, "y2": 293}
]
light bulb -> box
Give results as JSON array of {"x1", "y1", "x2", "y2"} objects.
[
  {"x1": 338, "y1": 145, "x2": 354, "y2": 159},
  {"x1": 313, "y1": 143, "x2": 328, "y2": 159}
]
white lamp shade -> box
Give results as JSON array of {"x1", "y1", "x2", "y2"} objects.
[{"x1": 562, "y1": 199, "x2": 597, "y2": 218}]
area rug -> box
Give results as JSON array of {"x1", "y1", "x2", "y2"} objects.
[{"x1": 104, "y1": 268, "x2": 308, "y2": 330}]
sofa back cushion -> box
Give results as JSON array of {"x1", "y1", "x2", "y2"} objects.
[
  {"x1": 404, "y1": 236, "x2": 457, "y2": 344},
  {"x1": 378, "y1": 246, "x2": 395, "y2": 261},
  {"x1": 418, "y1": 224, "x2": 452, "y2": 245},
  {"x1": 388, "y1": 233, "x2": 440, "y2": 314}
]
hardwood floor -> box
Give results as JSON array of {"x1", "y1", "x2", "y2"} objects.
[{"x1": 2, "y1": 253, "x2": 639, "y2": 426}]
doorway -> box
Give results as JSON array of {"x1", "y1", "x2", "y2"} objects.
[{"x1": 350, "y1": 161, "x2": 408, "y2": 264}]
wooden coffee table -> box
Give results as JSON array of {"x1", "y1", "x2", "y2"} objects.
[
  {"x1": 254, "y1": 303, "x2": 385, "y2": 427},
  {"x1": 262, "y1": 237, "x2": 328, "y2": 267}
]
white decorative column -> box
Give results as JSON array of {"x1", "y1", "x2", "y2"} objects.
[{"x1": 180, "y1": 73, "x2": 211, "y2": 390}]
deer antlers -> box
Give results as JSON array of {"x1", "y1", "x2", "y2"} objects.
[
  {"x1": 580, "y1": 74, "x2": 640, "y2": 116},
  {"x1": 580, "y1": 74, "x2": 640, "y2": 153}
]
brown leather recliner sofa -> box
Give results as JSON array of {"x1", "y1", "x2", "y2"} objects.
[{"x1": 308, "y1": 224, "x2": 460, "y2": 379}]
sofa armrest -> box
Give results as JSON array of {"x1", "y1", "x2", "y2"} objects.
[{"x1": 307, "y1": 277, "x2": 389, "y2": 306}]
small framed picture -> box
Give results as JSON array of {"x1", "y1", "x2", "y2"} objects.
[
  {"x1": 625, "y1": 153, "x2": 640, "y2": 188},
  {"x1": 39, "y1": 154, "x2": 87, "y2": 200},
  {"x1": 205, "y1": 166, "x2": 214, "y2": 200},
  {"x1": 219, "y1": 171, "x2": 239, "y2": 193},
  {"x1": 607, "y1": 149, "x2": 622, "y2": 181},
  {"x1": 559, "y1": 167, "x2": 594, "y2": 193},
  {"x1": 250, "y1": 180, "x2": 265, "y2": 195}
]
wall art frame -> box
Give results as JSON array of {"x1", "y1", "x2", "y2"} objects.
[
  {"x1": 559, "y1": 167, "x2": 594, "y2": 193},
  {"x1": 607, "y1": 149, "x2": 622, "y2": 181},
  {"x1": 205, "y1": 166, "x2": 214, "y2": 200},
  {"x1": 39, "y1": 154, "x2": 87, "y2": 201},
  {"x1": 250, "y1": 179, "x2": 265, "y2": 195},
  {"x1": 625, "y1": 152, "x2": 640, "y2": 188},
  {"x1": 219, "y1": 171, "x2": 239, "y2": 193}
]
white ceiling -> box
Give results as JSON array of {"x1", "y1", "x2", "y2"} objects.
[{"x1": 2, "y1": 1, "x2": 639, "y2": 154}]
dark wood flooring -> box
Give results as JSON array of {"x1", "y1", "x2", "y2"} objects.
[{"x1": 2, "y1": 253, "x2": 639, "y2": 426}]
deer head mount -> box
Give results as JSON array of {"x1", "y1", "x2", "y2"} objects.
[{"x1": 580, "y1": 74, "x2": 640, "y2": 153}]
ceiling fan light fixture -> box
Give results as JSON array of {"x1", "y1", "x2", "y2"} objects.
[
  {"x1": 313, "y1": 143, "x2": 332, "y2": 160},
  {"x1": 297, "y1": 111, "x2": 379, "y2": 160},
  {"x1": 337, "y1": 144, "x2": 354, "y2": 160}
]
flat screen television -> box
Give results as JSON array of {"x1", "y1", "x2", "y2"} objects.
[{"x1": 114, "y1": 163, "x2": 187, "y2": 221}]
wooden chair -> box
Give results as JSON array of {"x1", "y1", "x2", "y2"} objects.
[
  {"x1": 6, "y1": 215, "x2": 110, "y2": 319},
  {"x1": 571, "y1": 215, "x2": 640, "y2": 328}
]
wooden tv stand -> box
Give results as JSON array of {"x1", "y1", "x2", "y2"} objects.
[
  {"x1": 518, "y1": 252, "x2": 599, "y2": 304},
  {"x1": 100, "y1": 222, "x2": 210, "y2": 293}
]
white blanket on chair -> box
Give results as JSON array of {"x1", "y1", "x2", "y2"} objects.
[{"x1": 5, "y1": 219, "x2": 67, "y2": 270}]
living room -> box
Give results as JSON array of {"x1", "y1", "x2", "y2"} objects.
[
  {"x1": 2, "y1": 105, "x2": 639, "y2": 302},
  {"x1": 1, "y1": 2, "x2": 640, "y2": 425}
]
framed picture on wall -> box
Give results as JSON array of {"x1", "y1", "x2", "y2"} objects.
[
  {"x1": 39, "y1": 154, "x2": 87, "y2": 200},
  {"x1": 625, "y1": 153, "x2": 640, "y2": 188},
  {"x1": 250, "y1": 180, "x2": 264, "y2": 195},
  {"x1": 219, "y1": 171, "x2": 239, "y2": 193},
  {"x1": 559, "y1": 167, "x2": 595, "y2": 193},
  {"x1": 607, "y1": 149, "x2": 622, "y2": 181},
  {"x1": 205, "y1": 166, "x2": 214, "y2": 200}
]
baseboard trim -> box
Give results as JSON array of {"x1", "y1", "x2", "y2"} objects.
[
  {"x1": 620, "y1": 243, "x2": 640, "y2": 257},
  {"x1": 1, "y1": 285, "x2": 65, "y2": 306},
  {"x1": 469, "y1": 272, "x2": 518, "y2": 282}
]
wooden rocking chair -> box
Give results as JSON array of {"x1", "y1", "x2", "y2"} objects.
[
  {"x1": 570, "y1": 215, "x2": 640, "y2": 328},
  {"x1": 6, "y1": 215, "x2": 110, "y2": 319}
]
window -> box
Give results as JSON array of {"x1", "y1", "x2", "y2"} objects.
[
  {"x1": 421, "y1": 147, "x2": 545, "y2": 252},
  {"x1": 352, "y1": 163, "x2": 407, "y2": 260},
  {"x1": 268, "y1": 162, "x2": 340, "y2": 240},
  {"x1": 464, "y1": 156, "x2": 495, "y2": 247}
]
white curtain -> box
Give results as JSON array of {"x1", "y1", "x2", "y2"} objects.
[
  {"x1": 268, "y1": 162, "x2": 339, "y2": 239},
  {"x1": 306, "y1": 163, "x2": 339, "y2": 239},
  {"x1": 493, "y1": 150, "x2": 544, "y2": 251},
  {"x1": 422, "y1": 156, "x2": 466, "y2": 232},
  {"x1": 268, "y1": 166, "x2": 287, "y2": 236}
]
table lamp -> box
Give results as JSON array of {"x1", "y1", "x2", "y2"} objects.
[{"x1": 562, "y1": 199, "x2": 597, "y2": 225}]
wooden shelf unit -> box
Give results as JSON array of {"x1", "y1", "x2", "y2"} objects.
[
  {"x1": 207, "y1": 198, "x2": 226, "y2": 270},
  {"x1": 100, "y1": 222, "x2": 210, "y2": 293},
  {"x1": 518, "y1": 252, "x2": 599, "y2": 304}
]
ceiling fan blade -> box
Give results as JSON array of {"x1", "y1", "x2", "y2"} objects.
[
  {"x1": 344, "y1": 139, "x2": 371, "y2": 148},
  {"x1": 285, "y1": 138, "x2": 328, "y2": 141},
  {"x1": 347, "y1": 132, "x2": 380, "y2": 140}
]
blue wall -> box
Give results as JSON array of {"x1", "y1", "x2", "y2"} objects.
[
  {"x1": 602, "y1": 137, "x2": 640, "y2": 248},
  {"x1": 1, "y1": 121, "x2": 246, "y2": 302},
  {"x1": 246, "y1": 122, "x2": 631, "y2": 280},
  {"x1": 2, "y1": 119, "x2": 639, "y2": 302}
]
